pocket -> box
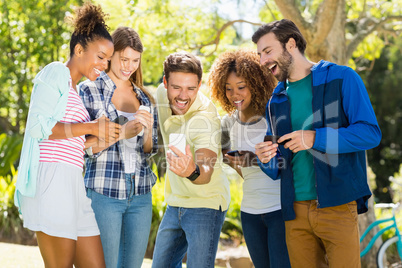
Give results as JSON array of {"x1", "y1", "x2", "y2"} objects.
[
  {"x1": 38, "y1": 163, "x2": 57, "y2": 196},
  {"x1": 86, "y1": 188, "x2": 92, "y2": 199},
  {"x1": 346, "y1": 201, "x2": 358, "y2": 222}
]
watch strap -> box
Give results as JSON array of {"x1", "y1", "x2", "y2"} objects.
[{"x1": 186, "y1": 164, "x2": 200, "y2": 181}]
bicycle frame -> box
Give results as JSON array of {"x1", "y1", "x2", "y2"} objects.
[{"x1": 360, "y1": 209, "x2": 402, "y2": 258}]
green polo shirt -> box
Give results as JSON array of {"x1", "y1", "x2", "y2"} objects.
[{"x1": 286, "y1": 74, "x2": 317, "y2": 201}]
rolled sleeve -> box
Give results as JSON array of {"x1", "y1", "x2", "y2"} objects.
[{"x1": 27, "y1": 63, "x2": 70, "y2": 140}]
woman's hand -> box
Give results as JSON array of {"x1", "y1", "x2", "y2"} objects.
[
  {"x1": 225, "y1": 151, "x2": 258, "y2": 167},
  {"x1": 92, "y1": 115, "x2": 121, "y2": 143},
  {"x1": 121, "y1": 120, "x2": 143, "y2": 140},
  {"x1": 135, "y1": 109, "x2": 153, "y2": 133}
]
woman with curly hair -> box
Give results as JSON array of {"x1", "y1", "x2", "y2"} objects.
[
  {"x1": 15, "y1": 2, "x2": 118, "y2": 267},
  {"x1": 208, "y1": 48, "x2": 290, "y2": 268}
]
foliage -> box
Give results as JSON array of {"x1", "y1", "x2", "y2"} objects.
[
  {"x1": 221, "y1": 173, "x2": 243, "y2": 243},
  {"x1": 259, "y1": 0, "x2": 402, "y2": 65},
  {"x1": 145, "y1": 162, "x2": 167, "y2": 257},
  {"x1": 0, "y1": 170, "x2": 35, "y2": 244},
  {"x1": 94, "y1": 0, "x2": 238, "y2": 85},
  {"x1": 0, "y1": 0, "x2": 81, "y2": 133},
  {"x1": 0, "y1": 133, "x2": 23, "y2": 177},
  {"x1": 361, "y1": 37, "x2": 402, "y2": 202}
]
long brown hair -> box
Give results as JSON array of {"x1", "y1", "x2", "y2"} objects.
[{"x1": 107, "y1": 26, "x2": 154, "y2": 103}]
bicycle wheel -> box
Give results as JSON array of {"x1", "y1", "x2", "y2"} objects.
[{"x1": 377, "y1": 236, "x2": 402, "y2": 268}]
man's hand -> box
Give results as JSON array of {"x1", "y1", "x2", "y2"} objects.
[
  {"x1": 167, "y1": 144, "x2": 196, "y2": 178},
  {"x1": 278, "y1": 130, "x2": 316, "y2": 153},
  {"x1": 255, "y1": 141, "x2": 278, "y2": 164}
]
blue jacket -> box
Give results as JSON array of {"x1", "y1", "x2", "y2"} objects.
[{"x1": 259, "y1": 60, "x2": 381, "y2": 221}]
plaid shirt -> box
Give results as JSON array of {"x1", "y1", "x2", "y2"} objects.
[{"x1": 79, "y1": 72, "x2": 158, "y2": 199}]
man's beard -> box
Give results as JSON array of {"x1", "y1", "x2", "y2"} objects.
[{"x1": 273, "y1": 49, "x2": 293, "y2": 82}]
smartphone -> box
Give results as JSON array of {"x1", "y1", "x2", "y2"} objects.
[
  {"x1": 169, "y1": 133, "x2": 186, "y2": 156},
  {"x1": 264, "y1": 135, "x2": 291, "y2": 145},
  {"x1": 137, "y1": 105, "x2": 151, "y2": 136},
  {"x1": 226, "y1": 150, "x2": 243, "y2": 157},
  {"x1": 113, "y1": 115, "x2": 129, "y2": 125},
  {"x1": 138, "y1": 105, "x2": 151, "y2": 113}
]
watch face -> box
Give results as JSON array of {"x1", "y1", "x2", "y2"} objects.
[{"x1": 187, "y1": 164, "x2": 200, "y2": 181}]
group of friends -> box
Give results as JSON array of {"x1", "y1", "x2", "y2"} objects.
[{"x1": 14, "y1": 2, "x2": 382, "y2": 268}]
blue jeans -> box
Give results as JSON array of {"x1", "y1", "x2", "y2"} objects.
[
  {"x1": 151, "y1": 205, "x2": 226, "y2": 268},
  {"x1": 87, "y1": 174, "x2": 152, "y2": 268},
  {"x1": 241, "y1": 210, "x2": 291, "y2": 268}
]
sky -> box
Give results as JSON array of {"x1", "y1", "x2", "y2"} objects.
[{"x1": 194, "y1": 0, "x2": 266, "y2": 39}]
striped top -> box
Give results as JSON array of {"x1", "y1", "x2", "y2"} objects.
[{"x1": 39, "y1": 78, "x2": 90, "y2": 170}]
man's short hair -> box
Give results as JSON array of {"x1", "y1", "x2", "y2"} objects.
[
  {"x1": 252, "y1": 19, "x2": 307, "y2": 54},
  {"x1": 163, "y1": 52, "x2": 203, "y2": 83}
]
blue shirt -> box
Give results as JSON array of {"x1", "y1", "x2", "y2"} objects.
[{"x1": 79, "y1": 72, "x2": 158, "y2": 199}]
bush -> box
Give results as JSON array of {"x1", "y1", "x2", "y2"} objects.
[
  {"x1": 221, "y1": 172, "x2": 244, "y2": 245},
  {"x1": 145, "y1": 163, "x2": 167, "y2": 258},
  {"x1": 0, "y1": 169, "x2": 35, "y2": 244},
  {"x1": 0, "y1": 133, "x2": 23, "y2": 177}
]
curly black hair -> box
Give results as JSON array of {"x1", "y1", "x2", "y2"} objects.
[
  {"x1": 68, "y1": 1, "x2": 112, "y2": 57},
  {"x1": 208, "y1": 48, "x2": 277, "y2": 116}
]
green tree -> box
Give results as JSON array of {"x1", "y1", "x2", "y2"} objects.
[
  {"x1": 361, "y1": 37, "x2": 402, "y2": 203},
  {"x1": 94, "y1": 0, "x2": 243, "y2": 85},
  {"x1": 0, "y1": 0, "x2": 81, "y2": 134},
  {"x1": 261, "y1": 0, "x2": 402, "y2": 66}
]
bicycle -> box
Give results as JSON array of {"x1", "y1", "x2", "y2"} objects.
[{"x1": 360, "y1": 202, "x2": 402, "y2": 267}]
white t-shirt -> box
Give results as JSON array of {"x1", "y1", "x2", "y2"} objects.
[
  {"x1": 117, "y1": 110, "x2": 137, "y2": 174},
  {"x1": 221, "y1": 111, "x2": 281, "y2": 214}
]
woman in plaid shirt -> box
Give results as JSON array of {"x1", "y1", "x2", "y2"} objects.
[{"x1": 79, "y1": 27, "x2": 158, "y2": 268}]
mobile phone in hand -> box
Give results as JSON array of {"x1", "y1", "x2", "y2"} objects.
[
  {"x1": 169, "y1": 133, "x2": 186, "y2": 156},
  {"x1": 264, "y1": 135, "x2": 291, "y2": 146},
  {"x1": 137, "y1": 106, "x2": 150, "y2": 136},
  {"x1": 113, "y1": 115, "x2": 129, "y2": 125},
  {"x1": 226, "y1": 150, "x2": 243, "y2": 157}
]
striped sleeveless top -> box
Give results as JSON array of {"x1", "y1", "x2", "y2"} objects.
[{"x1": 39, "y1": 78, "x2": 90, "y2": 170}]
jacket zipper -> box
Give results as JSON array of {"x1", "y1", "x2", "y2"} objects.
[{"x1": 311, "y1": 70, "x2": 320, "y2": 208}]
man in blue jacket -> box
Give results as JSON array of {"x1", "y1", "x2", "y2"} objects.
[{"x1": 253, "y1": 19, "x2": 381, "y2": 268}]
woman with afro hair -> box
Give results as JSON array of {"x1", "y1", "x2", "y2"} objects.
[
  {"x1": 208, "y1": 48, "x2": 290, "y2": 268},
  {"x1": 15, "y1": 2, "x2": 119, "y2": 267}
]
